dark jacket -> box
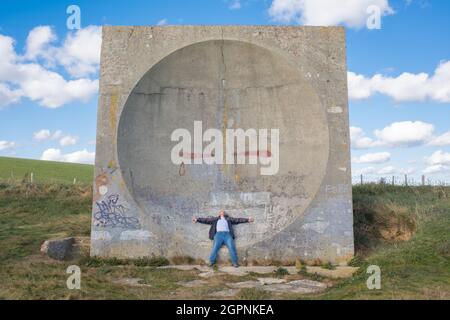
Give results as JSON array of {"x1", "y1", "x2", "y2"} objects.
[{"x1": 196, "y1": 215, "x2": 250, "y2": 240}]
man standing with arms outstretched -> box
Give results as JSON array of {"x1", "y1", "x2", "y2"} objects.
[{"x1": 193, "y1": 210, "x2": 254, "y2": 267}]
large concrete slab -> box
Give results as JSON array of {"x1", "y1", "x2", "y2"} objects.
[{"x1": 91, "y1": 26, "x2": 354, "y2": 264}]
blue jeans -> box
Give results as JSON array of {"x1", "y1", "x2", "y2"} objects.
[{"x1": 209, "y1": 232, "x2": 238, "y2": 265}]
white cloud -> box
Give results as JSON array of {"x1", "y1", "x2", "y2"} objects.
[
  {"x1": 24, "y1": 25, "x2": 56, "y2": 61},
  {"x1": 374, "y1": 121, "x2": 434, "y2": 147},
  {"x1": 59, "y1": 135, "x2": 77, "y2": 147},
  {"x1": 377, "y1": 166, "x2": 396, "y2": 175},
  {"x1": 347, "y1": 72, "x2": 373, "y2": 100},
  {"x1": 352, "y1": 152, "x2": 391, "y2": 164},
  {"x1": 423, "y1": 164, "x2": 449, "y2": 175},
  {"x1": 229, "y1": 0, "x2": 242, "y2": 10},
  {"x1": 54, "y1": 25, "x2": 102, "y2": 78},
  {"x1": 24, "y1": 25, "x2": 102, "y2": 77},
  {"x1": 428, "y1": 131, "x2": 450, "y2": 147},
  {"x1": 0, "y1": 26, "x2": 100, "y2": 108},
  {"x1": 41, "y1": 148, "x2": 95, "y2": 164},
  {"x1": 0, "y1": 83, "x2": 21, "y2": 107},
  {"x1": 348, "y1": 61, "x2": 450, "y2": 103},
  {"x1": 157, "y1": 19, "x2": 168, "y2": 26},
  {"x1": 350, "y1": 126, "x2": 377, "y2": 149},
  {"x1": 33, "y1": 129, "x2": 78, "y2": 146},
  {"x1": 354, "y1": 165, "x2": 417, "y2": 176},
  {"x1": 377, "y1": 166, "x2": 416, "y2": 175},
  {"x1": 426, "y1": 150, "x2": 450, "y2": 166},
  {"x1": 22, "y1": 65, "x2": 98, "y2": 108},
  {"x1": 51, "y1": 130, "x2": 63, "y2": 140},
  {"x1": 33, "y1": 129, "x2": 51, "y2": 141},
  {"x1": 268, "y1": 0, "x2": 394, "y2": 28},
  {"x1": 401, "y1": 167, "x2": 417, "y2": 175},
  {"x1": 351, "y1": 122, "x2": 450, "y2": 150},
  {"x1": 353, "y1": 166, "x2": 376, "y2": 175},
  {"x1": 0, "y1": 140, "x2": 15, "y2": 151}
]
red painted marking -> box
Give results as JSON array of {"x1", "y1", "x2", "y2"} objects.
[{"x1": 179, "y1": 150, "x2": 272, "y2": 160}]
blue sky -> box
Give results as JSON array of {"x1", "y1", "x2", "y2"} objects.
[{"x1": 0, "y1": 0, "x2": 449, "y2": 183}]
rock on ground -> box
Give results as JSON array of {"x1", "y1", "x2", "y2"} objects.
[
  {"x1": 40, "y1": 237, "x2": 75, "y2": 261},
  {"x1": 227, "y1": 281, "x2": 262, "y2": 289},
  {"x1": 261, "y1": 279, "x2": 327, "y2": 294},
  {"x1": 209, "y1": 289, "x2": 240, "y2": 297},
  {"x1": 177, "y1": 280, "x2": 209, "y2": 287},
  {"x1": 257, "y1": 278, "x2": 287, "y2": 285},
  {"x1": 113, "y1": 278, "x2": 152, "y2": 287},
  {"x1": 159, "y1": 265, "x2": 358, "y2": 279},
  {"x1": 225, "y1": 278, "x2": 326, "y2": 295}
]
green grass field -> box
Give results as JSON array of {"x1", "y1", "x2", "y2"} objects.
[
  {"x1": 0, "y1": 156, "x2": 93, "y2": 184},
  {"x1": 0, "y1": 160, "x2": 448, "y2": 299}
]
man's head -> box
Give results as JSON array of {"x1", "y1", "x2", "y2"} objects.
[{"x1": 218, "y1": 210, "x2": 226, "y2": 218}]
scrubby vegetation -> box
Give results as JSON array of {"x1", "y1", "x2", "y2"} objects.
[{"x1": 318, "y1": 184, "x2": 450, "y2": 299}]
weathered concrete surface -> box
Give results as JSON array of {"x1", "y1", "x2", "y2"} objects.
[
  {"x1": 210, "y1": 289, "x2": 240, "y2": 297},
  {"x1": 257, "y1": 278, "x2": 287, "y2": 285},
  {"x1": 222, "y1": 279, "x2": 326, "y2": 295},
  {"x1": 158, "y1": 265, "x2": 358, "y2": 279},
  {"x1": 176, "y1": 280, "x2": 209, "y2": 288},
  {"x1": 261, "y1": 279, "x2": 327, "y2": 294},
  {"x1": 227, "y1": 281, "x2": 262, "y2": 289},
  {"x1": 92, "y1": 26, "x2": 353, "y2": 264}
]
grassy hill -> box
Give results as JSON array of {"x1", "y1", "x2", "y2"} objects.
[
  {"x1": 0, "y1": 177, "x2": 448, "y2": 299},
  {"x1": 0, "y1": 156, "x2": 93, "y2": 184}
]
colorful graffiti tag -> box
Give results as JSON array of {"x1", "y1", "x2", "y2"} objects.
[{"x1": 94, "y1": 194, "x2": 140, "y2": 229}]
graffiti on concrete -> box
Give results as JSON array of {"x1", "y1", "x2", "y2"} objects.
[{"x1": 94, "y1": 194, "x2": 140, "y2": 229}]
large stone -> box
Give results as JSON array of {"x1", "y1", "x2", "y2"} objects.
[
  {"x1": 227, "y1": 281, "x2": 262, "y2": 289},
  {"x1": 158, "y1": 264, "x2": 358, "y2": 279},
  {"x1": 226, "y1": 278, "x2": 327, "y2": 295},
  {"x1": 40, "y1": 237, "x2": 75, "y2": 261},
  {"x1": 257, "y1": 278, "x2": 287, "y2": 285},
  {"x1": 177, "y1": 280, "x2": 209, "y2": 287},
  {"x1": 209, "y1": 289, "x2": 240, "y2": 297},
  {"x1": 262, "y1": 279, "x2": 327, "y2": 294},
  {"x1": 91, "y1": 26, "x2": 354, "y2": 264},
  {"x1": 198, "y1": 271, "x2": 219, "y2": 278}
]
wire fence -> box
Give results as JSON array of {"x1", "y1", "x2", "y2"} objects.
[
  {"x1": 0, "y1": 171, "x2": 84, "y2": 185},
  {"x1": 2, "y1": 170, "x2": 449, "y2": 187},
  {"x1": 352, "y1": 174, "x2": 450, "y2": 186}
]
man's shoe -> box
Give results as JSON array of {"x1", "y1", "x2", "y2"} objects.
[
  {"x1": 208, "y1": 263, "x2": 215, "y2": 267},
  {"x1": 232, "y1": 263, "x2": 239, "y2": 268}
]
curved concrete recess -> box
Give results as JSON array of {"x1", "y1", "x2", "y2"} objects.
[{"x1": 117, "y1": 39, "x2": 329, "y2": 249}]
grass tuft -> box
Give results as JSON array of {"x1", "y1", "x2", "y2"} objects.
[
  {"x1": 273, "y1": 267, "x2": 289, "y2": 278},
  {"x1": 237, "y1": 288, "x2": 271, "y2": 300}
]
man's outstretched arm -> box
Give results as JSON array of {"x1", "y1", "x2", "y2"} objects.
[
  {"x1": 193, "y1": 216, "x2": 216, "y2": 225},
  {"x1": 229, "y1": 217, "x2": 254, "y2": 224}
]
